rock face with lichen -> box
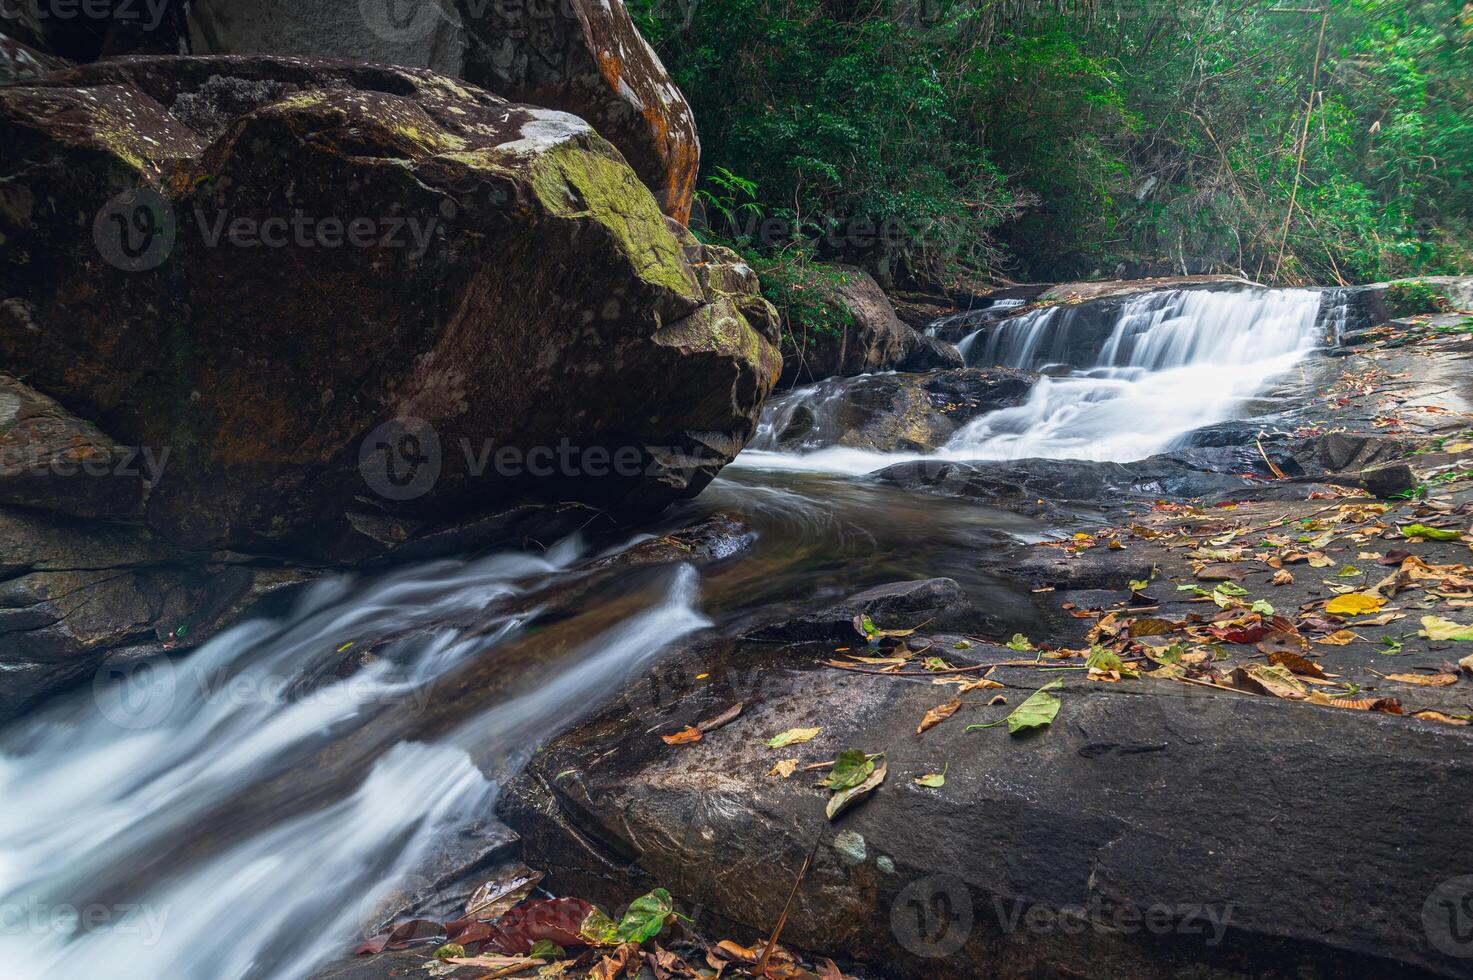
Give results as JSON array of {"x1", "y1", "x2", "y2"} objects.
[
  {"x1": 12, "y1": 0, "x2": 702, "y2": 223},
  {"x1": 0, "y1": 55, "x2": 779, "y2": 561}
]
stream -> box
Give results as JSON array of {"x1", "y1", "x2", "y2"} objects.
[{"x1": 0, "y1": 284, "x2": 1343, "y2": 979}]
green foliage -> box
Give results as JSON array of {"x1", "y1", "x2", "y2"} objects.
[
  {"x1": 745, "y1": 247, "x2": 855, "y2": 353},
  {"x1": 1385, "y1": 279, "x2": 1452, "y2": 315},
  {"x1": 635, "y1": 0, "x2": 1473, "y2": 285}
]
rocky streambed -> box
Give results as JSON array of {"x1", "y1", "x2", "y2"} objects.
[{"x1": 4, "y1": 6, "x2": 1473, "y2": 980}]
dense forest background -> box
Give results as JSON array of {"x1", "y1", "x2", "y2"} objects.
[{"x1": 631, "y1": 0, "x2": 1473, "y2": 290}]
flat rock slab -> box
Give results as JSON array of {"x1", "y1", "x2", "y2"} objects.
[{"x1": 501, "y1": 638, "x2": 1473, "y2": 979}]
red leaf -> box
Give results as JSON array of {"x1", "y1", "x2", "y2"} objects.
[{"x1": 484, "y1": 897, "x2": 598, "y2": 954}]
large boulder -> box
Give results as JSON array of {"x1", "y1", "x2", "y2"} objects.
[
  {"x1": 19, "y1": 0, "x2": 701, "y2": 223},
  {"x1": 0, "y1": 55, "x2": 779, "y2": 560},
  {"x1": 779, "y1": 264, "x2": 962, "y2": 386},
  {"x1": 752, "y1": 368, "x2": 1035, "y2": 453}
]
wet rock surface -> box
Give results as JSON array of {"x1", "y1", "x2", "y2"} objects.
[
  {"x1": 756, "y1": 368, "x2": 1035, "y2": 453},
  {"x1": 780, "y1": 266, "x2": 962, "y2": 386}
]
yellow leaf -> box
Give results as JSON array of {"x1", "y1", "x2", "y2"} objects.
[
  {"x1": 1324, "y1": 593, "x2": 1385, "y2": 616},
  {"x1": 1412, "y1": 710, "x2": 1470, "y2": 726},
  {"x1": 1315, "y1": 630, "x2": 1360, "y2": 645},
  {"x1": 766, "y1": 727, "x2": 821, "y2": 748},
  {"x1": 767, "y1": 758, "x2": 799, "y2": 778},
  {"x1": 1385, "y1": 672, "x2": 1460, "y2": 687},
  {"x1": 1420, "y1": 615, "x2": 1473, "y2": 641}
]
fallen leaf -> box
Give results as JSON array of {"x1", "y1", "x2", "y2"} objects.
[
  {"x1": 826, "y1": 757, "x2": 887, "y2": 820},
  {"x1": 766, "y1": 727, "x2": 821, "y2": 749},
  {"x1": 661, "y1": 726, "x2": 703, "y2": 746},
  {"x1": 697, "y1": 702, "x2": 744, "y2": 733},
  {"x1": 1385, "y1": 672, "x2": 1460, "y2": 686},
  {"x1": 917, "y1": 698, "x2": 961, "y2": 734},
  {"x1": 1271, "y1": 569, "x2": 1294, "y2": 586},
  {"x1": 914, "y1": 770, "x2": 946, "y2": 788},
  {"x1": 466, "y1": 868, "x2": 545, "y2": 922},
  {"x1": 1237, "y1": 663, "x2": 1309, "y2": 700},
  {"x1": 967, "y1": 680, "x2": 1063, "y2": 733},
  {"x1": 1268, "y1": 650, "x2": 1327, "y2": 678},
  {"x1": 823, "y1": 749, "x2": 875, "y2": 791},
  {"x1": 1412, "y1": 710, "x2": 1470, "y2": 726},
  {"x1": 1324, "y1": 593, "x2": 1386, "y2": 616},
  {"x1": 1127, "y1": 617, "x2": 1180, "y2": 638},
  {"x1": 1421, "y1": 615, "x2": 1473, "y2": 641},
  {"x1": 1401, "y1": 523, "x2": 1462, "y2": 541},
  {"x1": 616, "y1": 888, "x2": 681, "y2": 944},
  {"x1": 1314, "y1": 629, "x2": 1360, "y2": 645},
  {"x1": 767, "y1": 758, "x2": 799, "y2": 779}
]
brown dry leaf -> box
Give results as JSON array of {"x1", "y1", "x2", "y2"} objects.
[
  {"x1": 1271, "y1": 569, "x2": 1294, "y2": 586},
  {"x1": 818, "y1": 959, "x2": 845, "y2": 980},
  {"x1": 1256, "y1": 631, "x2": 1309, "y2": 656},
  {"x1": 662, "y1": 726, "x2": 703, "y2": 746},
  {"x1": 465, "y1": 867, "x2": 544, "y2": 922},
  {"x1": 959, "y1": 676, "x2": 1003, "y2": 692},
  {"x1": 1314, "y1": 630, "x2": 1360, "y2": 646},
  {"x1": 917, "y1": 698, "x2": 961, "y2": 734},
  {"x1": 1307, "y1": 552, "x2": 1334, "y2": 568},
  {"x1": 698, "y1": 703, "x2": 744, "y2": 733},
  {"x1": 1195, "y1": 562, "x2": 1246, "y2": 582},
  {"x1": 713, "y1": 940, "x2": 760, "y2": 964},
  {"x1": 1412, "y1": 710, "x2": 1471, "y2": 726},
  {"x1": 767, "y1": 758, "x2": 799, "y2": 779},
  {"x1": 589, "y1": 943, "x2": 643, "y2": 980},
  {"x1": 1268, "y1": 650, "x2": 1327, "y2": 678},
  {"x1": 1127, "y1": 617, "x2": 1180, "y2": 638},
  {"x1": 1385, "y1": 672, "x2": 1460, "y2": 687},
  {"x1": 987, "y1": 694, "x2": 1008, "y2": 706},
  {"x1": 1236, "y1": 663, "x2": 1309, "y2": 700}
]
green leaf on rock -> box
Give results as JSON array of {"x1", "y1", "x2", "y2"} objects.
[
  {"x1": 433, "y1": 944, "x2": 465, "y2": 960},
  {"x1": 826, "y1": 757, "x2": 887, "y2": 820},
  {"x1": 579, "y1": 907, "x2": 621, "y2": 946},
  {"x1": 966, "y1": 680, "x2": 1063, "y2": 734},
  {"x1": 615, "y1": 888, "x2": 680, "y2": 944},
  {"x1": 823, "y1": 749, "x2": 875, "y2": 791},
  {"x1": 1006, "y1": 633, "x2": 1034, "y2": 652},
  {"x1": 1402, "y1": 524, "x2": 1462, "y2": 541}
]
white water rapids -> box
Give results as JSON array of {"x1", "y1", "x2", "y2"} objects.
[
  {"x1": 740, "y1": 286, "x2": 1334, "y2": 473},
  {"x1": 0, "y1": 541, "x2": 708, "y2": 980}
]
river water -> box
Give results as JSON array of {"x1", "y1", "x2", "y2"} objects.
[{"x1": 0, "y1": 284, "x2": 1337, "y2": 979}]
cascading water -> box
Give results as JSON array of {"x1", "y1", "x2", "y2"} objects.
[
  {"x1": 946, "y1": 287, "x2": 1327, "y2": 462},
  {"x1": 736, "y1": 286, "x2": 1330, "y2": 473},
  {"x1": 0, "y1": 541, "x2": 709, "y2": 980}
]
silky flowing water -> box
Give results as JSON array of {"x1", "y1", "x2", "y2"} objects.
[
  {"x1": 0, "y1": 285, "x2": 1339, "y2": 978},
  {"x1": 742, "y1": 286, "x2": 1334, "y2": 474}
]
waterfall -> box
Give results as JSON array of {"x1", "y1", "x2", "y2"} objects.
[
  {"x1": 0, "y1": 544, "x2": 708, "y2": 980},
  {"x1": 944, "y1": 287, "x2": 1327, "y2": 461},
  {"x1": 737, "y1": 285, "x2": 1329, "y2": 473}
]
